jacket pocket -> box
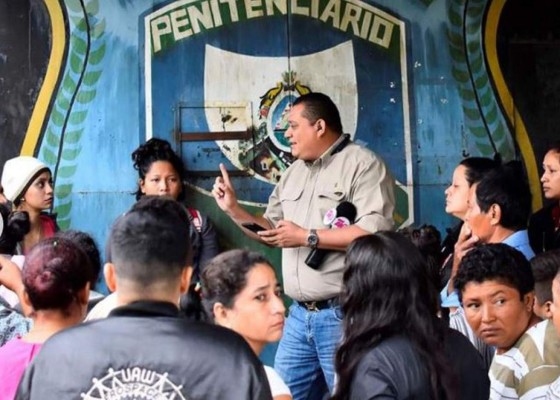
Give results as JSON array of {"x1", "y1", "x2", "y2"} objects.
[{"x1": 279, "y1": 186, "x2": 304, "y2": 220}]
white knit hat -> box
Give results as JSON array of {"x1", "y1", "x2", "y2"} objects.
[{"x1": 1, "y1": 156, "x2": 49, "y2": 202}]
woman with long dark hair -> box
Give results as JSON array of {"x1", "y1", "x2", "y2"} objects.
[
  {"x1": 529, "y1": 141, "x2": 560, "y2": 253},
  {"x1": 440, "y1": 157, "x2": 497, "y2": 290},
  {"x1": 332, "y1": 232, "x2": 488, "y2": 400}
]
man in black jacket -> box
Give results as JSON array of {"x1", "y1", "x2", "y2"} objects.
[{"x1": 16, "y1": 196, "x2": 272, "y2": 400}]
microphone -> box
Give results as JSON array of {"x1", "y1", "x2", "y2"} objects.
[{"x1": 305, "y1": 201, "x2": 357, "y2": 269}]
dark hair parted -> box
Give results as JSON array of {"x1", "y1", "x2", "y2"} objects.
[
  {"x1": 333, "y1": 232, "x2": 456, "y2": 400},
  {"x1": 531, "y1": 249, "x2": 560, "y2": 303},
  {"x1": 292, "y1": 92, "x2": 343, "y2": 134},
  {"x1": 23, "y1": 237, "x2": 93, "y2": 312},
  {"x1": 459, "y1": 157, "x2": 499, "y2": 186},
  {"x1": 454, "y1": 243, "x2": 534, "y2": 303},
  {"x1": 475, "y1": 160, "x2": 532, "y2": 231},
  {"x1": 56, "y1": 230, "x2": 101, "y2": 289},
  {"x1": 200, "y1": 249, "x2": 272, "y2": 319},
  {"x1": 108, "y1": 196, "x2": 192, "y2": 287},
  {"x1": 131, "y1": 138, "x2": 187, "y2": 201},
  {"x1": 545, "y1": 141, "x2": 560, "y2": 155}
]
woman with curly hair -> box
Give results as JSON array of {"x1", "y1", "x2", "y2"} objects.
[
  {"x1": 88, "y1": 138, "x2": 219, "y2": 320},
  {"x1": 131, "y1": 138, "x2": 219, "y2": 281}
]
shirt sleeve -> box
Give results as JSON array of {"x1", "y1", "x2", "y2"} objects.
[
  {"x1": 519, "y1": 364, "x2": 560, "y2": 399},
  {"x1": 440, "y1": 280, "x2": 461, "y2": 308},
  {"x1": 196, "y1": 214, "x2": 220, "y2": 272},
  {"x1": 0, "y1": 304, "x2": 31, "y2": 346},
  {"x1": 263, "y1": 173, "x2": 285, "y2": 228},
  {"x1": 350, "y1": 155, "x2": 395, "y2": 233}
]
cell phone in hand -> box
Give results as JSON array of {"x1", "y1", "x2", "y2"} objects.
[{"x1": 241, "y1": 222, "x2": 267, "y2": 233}]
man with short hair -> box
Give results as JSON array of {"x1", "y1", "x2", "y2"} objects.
[
  {"x1": 212, "y1": 92, "x2": 395, "y2": 399},
  {"x1": 465, "y1": 161, "x2": 534, "y2": 258},
  {"x1": 443, "y1": 161, "x2": 535, "y2": 308},
  {"x1": 530, "y1": 250, "x2": 560, "y2": 320},
  {"x1": 455, "y1": 243, "x2": 560, "y2": 400},
  {"x1": 441, "y1": 163, "x2": 536, "y2": 367},
  {"x1": 16, "y1": 196, "x2": 272, "y2": 400}
]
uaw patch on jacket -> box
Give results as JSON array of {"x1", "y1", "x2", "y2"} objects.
[
  {"x1": 141, "y1": 0, "x2": 413, "y2": 225},
  {"x1": 81, "y1": 367, "x2": 187, "y2": 399}
]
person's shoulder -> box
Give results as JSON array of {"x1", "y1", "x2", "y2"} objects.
[
  {"x1": 283, "y1": 159, "x2": 305, "y2": 174},
  {"x1": 33, "y1": 321, "x2": 94, "y2": 360},
  {"x1": 85, "y1": 292, "x2": 118, "y2": 321},
  {"x1": 530, "y1": 203, "x2": 556, "y2": 223},
  {"x1": 39, "y1": 213, "x2": 57, "y2": 233},
  {"x1": 182, "y1": 321, "x2": 254, "y2": 351},
  {"x1": 359, "y1": 335, "x2": 417, "y2": 367},
  {"x1": 345, "y1": 141, "x2": 382, "y2": 159},
  {"x1": 494, "y1": 320, "x2": 556, "y2": 371},
  {"x1": 520, "y1": 319, "x2": 551, "y2": 348},
  {"x1": 338, "y1": 142, "x2": 389, "y2": 173},
  {"x1": 444, "y1": 327, "x2": 488, "y2": 370},
  {"x1": 522, "y1": 320, "x2": 560, "y2": 358}
]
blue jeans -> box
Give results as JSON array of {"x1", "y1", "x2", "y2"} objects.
[{"x1": 274, "y1": 302, "x2": 343, "y2": 400}]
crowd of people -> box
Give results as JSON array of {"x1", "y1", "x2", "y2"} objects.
[{"x1": 0, "y1": 92, "x2": 560, "y2": 399}]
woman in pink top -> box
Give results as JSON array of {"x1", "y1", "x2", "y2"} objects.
[
  {"x1": 0, "y1": 237, "x2": 93, "y2": 399},
  {"x1": 0, "y1": 156, "x2": 57, "y2": 254}
]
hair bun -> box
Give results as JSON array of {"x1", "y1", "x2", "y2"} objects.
[{"x1": 131, "y1": 138, "x2": 175, "y2": 171}]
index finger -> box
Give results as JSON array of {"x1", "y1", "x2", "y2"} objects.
[
  {"x1": 219, "y1": 163, "x2": 232, "y2": 186},
  {"x1": 257, "y1": 228, "x2": 276, "y2": 237}
]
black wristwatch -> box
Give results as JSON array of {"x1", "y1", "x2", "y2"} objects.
[{"x1": 307, "y1": 229, "x2": 319, "y2": 249}]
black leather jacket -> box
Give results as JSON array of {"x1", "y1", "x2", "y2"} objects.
[
  {"x1": 16, "y1": 301, "x2": 272, "y2": 400},
  {"x1": 529, "y1": 203, "x2": 560, "y2": 254},
  {"x1": 349, "y1": 329, "x2": 489, "y2": 400}
]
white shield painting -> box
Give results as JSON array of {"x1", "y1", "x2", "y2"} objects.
[{"x1": 204, "y1": 41, "x2": 358, "y2": 184}]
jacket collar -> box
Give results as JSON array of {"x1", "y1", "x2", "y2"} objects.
[
  {"x1": 108, "y1": 300, "x2": 180, "y2": 318},
  {"x1": 305, "y1": 133, "x2": 351, "y2": 167}
]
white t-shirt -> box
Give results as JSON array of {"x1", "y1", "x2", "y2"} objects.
[
  {"x1": 0, "y1": 255, "x2": 25, "y2": 307},
  {"x1": 264, "y1": 365, "x2": 291, "y2": 398},
  {"x1": 85, "y1": 292, "x2": 118, "y2": 321}
]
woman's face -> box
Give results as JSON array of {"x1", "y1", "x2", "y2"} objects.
[
  {"x1": 218, "y1": 263, "x2": 285, "y2": 354},
  {"x1": 445, "y1": 165, "x2": 470, "y2": 220},
  {"x1": 541, "y1": 150, "x2": 560, "y2": 200},
  {"x1": 22, "y1": 171, "x2": 53, "y2": 212},
  {"x1": 140, "y1": 161, "x2": 182, "y2": 200}
]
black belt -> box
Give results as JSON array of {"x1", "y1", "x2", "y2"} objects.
[{"x1": 297, "y1": 298, "x2": 338, "y2": 312}]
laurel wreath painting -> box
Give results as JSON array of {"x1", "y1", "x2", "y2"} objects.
[
  {"x1": 41, "y1": 0, "x2": 106, "y2": 229},
  {"x1": 447, "y1": 0, "x2": 513, "y2": 160}
]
